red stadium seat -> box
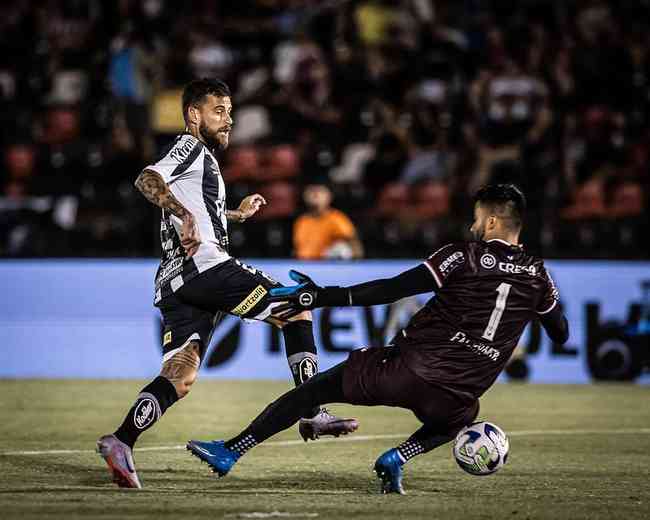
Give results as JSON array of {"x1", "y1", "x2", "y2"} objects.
[
  {"x1": 411, "y1": 181, "x2": 450, "y2": 219},
  {"x1": 43, "y1": 107, "x2": 81, "y2": 145},
  {"x1": 254, "y1": 181, "x2": 297, "y2": 220},
  {"x1": 376, "y1": 183, "x2": 409, "y2": 217},
  {"x1": 608, "y1": 182, "x2": 644, "y2": 218},
  {"x1": 263, "y1": 145, "x2": 300, "y2": 180},
  {"x1": 561, "y1": 180, "x2": 606, "y2": 220},
  {"x1": 223, "y1": 146, "x2": 261, "y2": 181}
]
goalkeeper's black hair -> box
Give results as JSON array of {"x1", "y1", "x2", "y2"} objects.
[{"x1": 474, "y1": 184, "x2": 526, "y2": 229}]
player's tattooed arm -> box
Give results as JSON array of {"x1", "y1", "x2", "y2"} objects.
[
  {"x1": 134, "y1": 169, "x2": 189, "y2": 219},
  {"x1": 226, "y1": 209, "x2": 246, "y2": 222},
  {"x1": 134, "y1": 169, "x2": 201, "y2": 257}
]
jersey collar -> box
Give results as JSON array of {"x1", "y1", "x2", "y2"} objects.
[{"x1": 486, "y1": 238, "x2": 523, "y2": 249}]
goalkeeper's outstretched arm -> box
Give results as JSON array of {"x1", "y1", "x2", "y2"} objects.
[{"x1": 269, "y1": 265, "x2": 434, "y2": 319}]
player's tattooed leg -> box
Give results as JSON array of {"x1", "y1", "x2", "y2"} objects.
[
  {"x1": 160, "y1": 341, "x2": 201, "y2": 398},
  {"x1": 112, "y1": 341, "x2": 199, "y2": 448}
]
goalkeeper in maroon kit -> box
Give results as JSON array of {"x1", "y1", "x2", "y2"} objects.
[{"x1": 187, "y1": 184, "x2": 569, "y2": 494}]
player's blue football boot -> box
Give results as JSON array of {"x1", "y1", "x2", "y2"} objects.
[
  {"x1": 374, "y1": 448, "x2": 406, "y2": 495},
  {"x1": 186, "y1": 440, "x2": 239, "y2": 477}
]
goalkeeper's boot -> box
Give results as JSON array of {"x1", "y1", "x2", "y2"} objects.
[
  {"x1": 298, "y1": 408, "x2": 359, "y2": 441},
  {"x1": 96, "y1": 434, "x2": 142, "y2": 489},
  {"x1": 186, "y1": 440, "x2": 239, "y2": 477},
  {"x1": 374, "y1": 448, "x2": 406, "y2": 495}
]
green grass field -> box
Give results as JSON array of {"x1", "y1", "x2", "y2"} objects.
[{"x1": 0, "y1": 380, "x2": 649, "y2": 520}]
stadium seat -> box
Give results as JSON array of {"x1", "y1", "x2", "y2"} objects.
[
  {"x1": 5, "y1": 144, "x2": 36, "y2": 181},
  {"x1": 263, "y1": 145, "x2": 300, "y2": 180},
  {"x1": 223, "y1": 146, "x2": 261, "y2": 181},
  {"x1": 411, "y1": 181, "x2": 450, "y2": 219},
  {"x1": 561, "y1": 179, "x2": 606, "y2": 220},
  {"x1": 608, "y1": 182, "x2": 644, "y2": 218},
  {"x1": 43, "y1": 107, "x2": 81, "y2": 145},
  {"x1": 254, "y1": 181, "x2": 297, "y2": 220},
  {"x1": 375, "y1": 183, "x2": 409, "y2": 217}
]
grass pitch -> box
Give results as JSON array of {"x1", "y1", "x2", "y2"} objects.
[{"x1": 0, "y1": 380, "x2": 648, "y2": 520}]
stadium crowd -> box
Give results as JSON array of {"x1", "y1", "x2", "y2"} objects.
[{"x1": 0, "y1": 0, "x2": 648, "y2": 258}]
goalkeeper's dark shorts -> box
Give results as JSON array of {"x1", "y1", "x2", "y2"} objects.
[
  {"x1": 155, "y1": 258, "x2": 282, "y2": 363},
  {"x1": 342, "y1": 346, "x2": 479, "y2": 435}
]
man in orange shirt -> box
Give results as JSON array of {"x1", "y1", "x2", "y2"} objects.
[{"x1": 293, "y1": 183, "x2": 364, "y2": 259}]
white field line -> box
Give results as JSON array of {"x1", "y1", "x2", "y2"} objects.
[{"x1": 2, "y1": 428, "x2": 650, "y2": 457}]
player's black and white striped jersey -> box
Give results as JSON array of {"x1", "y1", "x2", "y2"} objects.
[{"x1": 144, "y1": 133, "x2": 230, "y2": 303}]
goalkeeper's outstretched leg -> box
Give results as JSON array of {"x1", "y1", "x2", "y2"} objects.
[{"x1": 187, "y1": 346, "x2": 478, "y2": 493}]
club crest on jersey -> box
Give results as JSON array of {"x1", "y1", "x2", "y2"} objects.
[
  {"x1": 480, "y1": 253, "x2": 497, "y2": 269},
  {"x1": 298, "y1": 358, "x2": 317, "y2": 383},
  {"x1": 134, "y1": 398, "x2": 157, "y2": 430},
  {"x1": 299, "y1": 292, "x2": 314, "y2": 307}
]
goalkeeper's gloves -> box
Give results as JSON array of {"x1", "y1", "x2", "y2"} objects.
[{"x1": 268, "y1": 270, "x2": 350, "y2": 319}]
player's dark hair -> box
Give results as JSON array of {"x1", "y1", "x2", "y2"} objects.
[
  {"x1": 474, "y1": 184, "x2": 526, "y2": 229},
  {"x1": 182, "y1": 78, "x2": 231, "y2": 124}
]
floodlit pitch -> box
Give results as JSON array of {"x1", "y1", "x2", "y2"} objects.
[{"x1": 0, "y1": 380, "x2": 648, "y2": 519}]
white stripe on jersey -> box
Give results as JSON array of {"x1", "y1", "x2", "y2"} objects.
[{"x1": 146, "y1": 134, "x2": 231, "y2": 291}]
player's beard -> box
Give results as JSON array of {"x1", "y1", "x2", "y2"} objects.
[{"x1": 199, "y1": 122, "x2": 229, "y2": 151}]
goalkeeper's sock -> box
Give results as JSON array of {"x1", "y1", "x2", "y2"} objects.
[
  {"x1": 282, "y1": 320, "x2": 320, "y2": 417},
  {"x1": 114, "y1": 376, "x2": 178, "y2": 448},
  {"x1": 227, "y1": 363, "x2": 347, "y2": 452},
  {"x1": 225, "y1": 433, "x2": 258, "y2": 457},
  {"x1": 396, "y1": 430, "x2": 454, "y2": 462},
  {"x1": 396, "y1": 439, "x2": 424, "y2": 463}
]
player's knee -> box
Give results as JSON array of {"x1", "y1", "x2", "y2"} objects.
[
  {"x1": 160, "y1": 340, "x2": 201, "y2": 399},
  {"x1": 174, "y1": 370, "x2": 197, "y2": 399}
]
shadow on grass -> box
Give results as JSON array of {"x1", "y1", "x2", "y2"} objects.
[{"x1": 2, "y1": 455, "x2": 386, "y2": 494}]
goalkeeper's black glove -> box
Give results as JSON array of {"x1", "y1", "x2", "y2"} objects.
[{"x1": 268, "y1": 270, "x2": 349, "y2": 320}]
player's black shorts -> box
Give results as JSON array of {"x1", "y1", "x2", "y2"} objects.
[
  {"x1": 342, "y1": 346, "x2": 479, "y2": 435},
  {"x1": 155, "y1": 258, "x2": 282, "y2": 362}
]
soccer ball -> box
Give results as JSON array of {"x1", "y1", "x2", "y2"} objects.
[{"x1": 453, "y1": 421, "x2": 509, "y2": 476}]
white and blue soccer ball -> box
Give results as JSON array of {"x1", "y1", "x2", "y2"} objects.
[{"x1": 453, "y1": 421, "x2": 510, "y2": 476}]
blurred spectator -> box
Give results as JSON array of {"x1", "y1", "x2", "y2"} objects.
[
  {"x1": 0, "y1": 0, "x2": 647, "y2": 259},
  {"x1": 362, "y1": 131, "x2": 408, "y2": 200},
  {"x1": 293, "y1": 182, "x2": 363, "y2": 260},
  {"x1": 277, "y1": 35, "x2": 342, "y2": 140},
  {"x1": 108, "y1": 26, "x2": 162, "y2": 158},
  {"x1": 468, "y1": 52, "x2": 552, "y2": 191},
  {"x1": 3, "y1": 143, "x2": 37, "y2": 198}
]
